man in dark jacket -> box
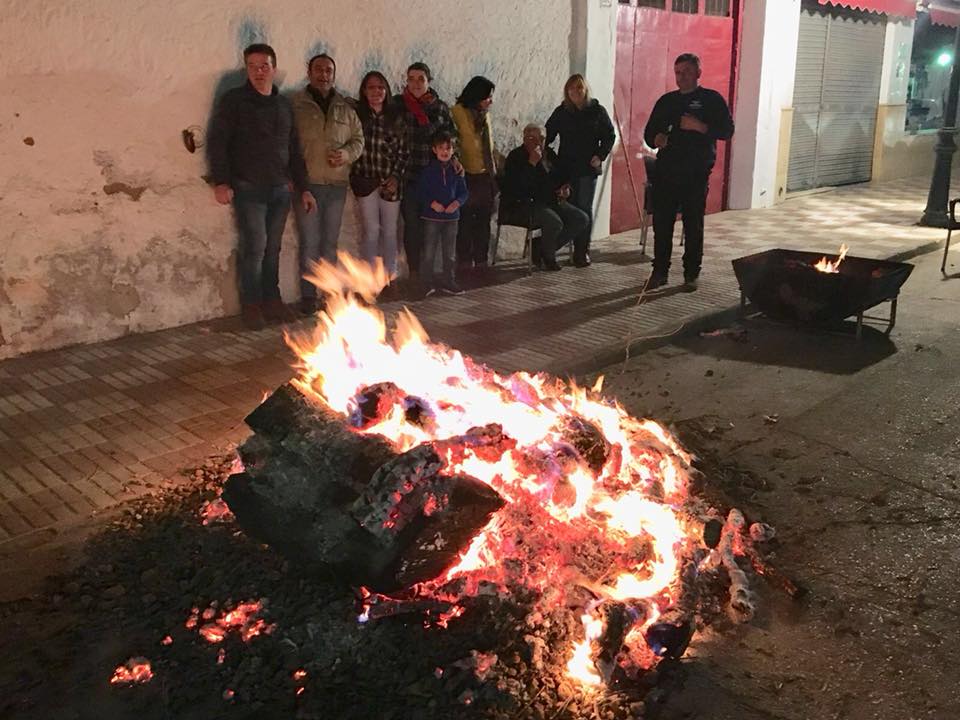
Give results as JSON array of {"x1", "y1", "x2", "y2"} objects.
[
  {"x1": 207, "y1": 44, "x2": 316, "y2": 329},
  {"x1": 501, "y1": 124, "x2": 588, "y2": 271},
  {"x1": 643, "y1": 53, "x2": 733, "y2": 291}
]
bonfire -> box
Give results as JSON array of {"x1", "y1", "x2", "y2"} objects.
[{"x1": 214, "y1": 254, "x2": 760, "y2": 689}]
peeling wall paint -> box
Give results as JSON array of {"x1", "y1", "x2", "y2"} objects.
[{"x1": 0, "y1": 0, "x2": 586, "y2": 359}]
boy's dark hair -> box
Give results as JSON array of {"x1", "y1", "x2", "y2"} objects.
[
  {"x1": 457, "y1": 76, "x2": 496, "y2": 110},
  {"x1": 244, "y1": 43, "x2": 277, "y2": 67},
  {"x1": 431, "y1": 130, "x2": 454, "y2": 148},
  {"x1": 407, "y1": 61, "x2": 433, "y2": 82},
  {"x1": 674, "y1": 52, "x2": 701, "y2": 70},
  {"x1": 308, "y1": 53, "x2": 336, "y2": 73}
]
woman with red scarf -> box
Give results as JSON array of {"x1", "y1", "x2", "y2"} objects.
[{"x1": 394, "y1": 62, "x2": 458, "y2": 285}]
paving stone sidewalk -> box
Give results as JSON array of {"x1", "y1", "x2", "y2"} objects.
[{"x1": 0, "y1": 175, "x2": 952, "y2": 545}]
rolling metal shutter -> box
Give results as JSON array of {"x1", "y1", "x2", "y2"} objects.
[{"x1": 787, "y1": 4, "x2": 886, "y2": 191}]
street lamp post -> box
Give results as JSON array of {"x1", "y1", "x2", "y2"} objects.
[{"x1": 921, "y1": 24, "x2": 960, "y2": 228}]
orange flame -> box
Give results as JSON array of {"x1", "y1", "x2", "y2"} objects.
[
  {"x1": 814, "y1": 243, "x2": 849, "y2": 273},
  {"x1": 285, "y1": 254, "x2": 702, "y2": 686}
]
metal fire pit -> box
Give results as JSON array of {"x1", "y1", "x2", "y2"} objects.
[{"x1": 731, "y1": 249, "x2": 914, "y2": 339}]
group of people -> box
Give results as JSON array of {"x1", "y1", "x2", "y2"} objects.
[
  {"x1": 208, "y1": 44, "x2": 618, "y2": 328},
  {"x1": 208, "y1": 44, "x2": 732, "y2": 329}
]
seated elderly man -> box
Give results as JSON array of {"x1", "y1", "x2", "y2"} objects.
[{"x1": 500, "y1": 124, "x2": 589, "y2": 271}]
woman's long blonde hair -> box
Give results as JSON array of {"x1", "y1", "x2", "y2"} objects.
[{"x1": 562, "y1": 74, "x2": 591, "y2": 110}]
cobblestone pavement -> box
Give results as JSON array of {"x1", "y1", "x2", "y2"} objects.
[{"x1": 0, "y1": 175, "x2": 953, "y2": 544}]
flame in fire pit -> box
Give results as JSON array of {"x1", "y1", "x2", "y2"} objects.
[
  {"x1": 285, "y1": 254, "x2": 726, "y2": 686},
  {"x1": 814, "y1": 243, "x2": 849, "y2": 273}
]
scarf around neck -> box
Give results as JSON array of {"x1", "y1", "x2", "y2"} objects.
[{"x1": 403, "y1": 87, "x2": 435, "y2": 126}]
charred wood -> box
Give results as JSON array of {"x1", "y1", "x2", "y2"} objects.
[{"x1": 224, "y1": 384, "x2": 505, "y2": 592}]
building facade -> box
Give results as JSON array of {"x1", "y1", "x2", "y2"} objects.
[{"x1": 2, "y1": 0, "x2": 958, "y2": 358}]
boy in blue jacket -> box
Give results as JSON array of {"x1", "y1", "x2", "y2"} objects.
[{"x1": 416, "y1": 131, "x2": 469, "y2": 296}]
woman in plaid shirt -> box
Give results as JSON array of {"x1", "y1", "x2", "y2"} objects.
[{"x1": 351, "y1": 71, "x2": 409, "y2": 287}]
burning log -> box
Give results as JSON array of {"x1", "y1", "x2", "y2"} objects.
[
  {"x1": 715, "y1": 509, "x2": 755, "y2": 620},
  {"x1": 240, "y1": 382, "x2": 398, "y2": 497},
  {"x1": 351, "y1": 443, "x2": 505, "y2": 589},
  {"x1": 223, "y1": 383, "x2": 505, "y2": 591}
]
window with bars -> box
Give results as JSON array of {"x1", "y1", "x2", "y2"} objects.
[
  {"x1": 671, "y1": 0, "x2": 699, "y2": 12},
  {"x1": 705, "y1": 0, "x2": 730, "y2": 16},
  {"x1": 637, "y1": 0, "x2": 667, "y2": 7}
]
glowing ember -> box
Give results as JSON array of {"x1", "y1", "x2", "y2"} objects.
[
  {"x1": 814, "y1": 243, "x2": 849, "y2": 273},
  {"x1": 160, "y1": 635, "x2": 173, "y2": 646},
  {"x1": 110, "y1": 657, "x2": 153, "y2": 685},
  {"x1": 282, "y1": 254, "x2": 751, "y2": 686},
  {"x1": 292, "y1": 669, "x2": 307, "y2": 681},
  {"x1": 200, "y1": 498, "x2": 234, "y2": 525},
  {"x1": 187, "y1": 600, "x2": 274, "y2": 645}
]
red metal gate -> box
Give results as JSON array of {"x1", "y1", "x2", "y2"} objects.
[{"x1": 611, "y1": 0, "x2": 740, "y2": 234}]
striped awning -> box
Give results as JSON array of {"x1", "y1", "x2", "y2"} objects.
[
  {"x1": 817, "y1": 0, "x2": 917, "y2": 17},
  {"x1": 926, "y1": 1, "x2": 960, "y2": 27}
]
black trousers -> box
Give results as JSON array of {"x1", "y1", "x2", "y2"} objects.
[
  {"x1": 652, "y1": 172, "x2": 709, "y2": 278},
  {"x1": 456, "y1": 173, "x2": 496, "y2": 266}
]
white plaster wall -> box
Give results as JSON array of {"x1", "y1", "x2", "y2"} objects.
[
  {"x1": 0, "y1": 0, "x2": 578, "y2": 359},
  {"x1": 582, "y1": 0, "x2": 617, "y2": 241},
  {"x1": 728, "y1": 0, "x2": 802, "y2": 209}
]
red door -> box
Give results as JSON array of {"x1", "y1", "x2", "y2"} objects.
[{"x1": 611, "y1": 0, "x2": 739, "y2": 234}]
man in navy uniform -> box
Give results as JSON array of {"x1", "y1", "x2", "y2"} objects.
[{"x1": 644, "y1": 53, "x2": 733, "y2": 291}]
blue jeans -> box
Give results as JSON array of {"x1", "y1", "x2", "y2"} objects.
[
  {"x1": 531, "y1": 202, "x2": 589, "y2": 261},
  {"x1": 357, "y1": 191, "x2": 401, "y2": 278},
  {"x1": 420, "y1": 220, "x2": 458, "y2": 289},
  {"x1": 568, "y1": 175, "x2": 598, "y2": 256},
  {"x1": 294, "y1": 184, "x2": 347, "y2": 299},
  {"x1": 232, "y1": 182, "x2": 292, "y2": 305}
]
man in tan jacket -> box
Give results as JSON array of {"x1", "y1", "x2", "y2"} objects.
[{"x1": 291, "y1": 53, "x2": 364, "y2": 314}]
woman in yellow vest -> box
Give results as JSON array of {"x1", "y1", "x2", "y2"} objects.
[{"x1": 451, "y1": 76, "x2": 496, "y2": 273}]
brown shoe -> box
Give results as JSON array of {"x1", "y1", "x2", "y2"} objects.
[
  {"x1": 241, "y1": 303, "x2": 265, "y2": 330},
  {"x1": 262, "y1": 298, "x2": 296, "y2": 324}
]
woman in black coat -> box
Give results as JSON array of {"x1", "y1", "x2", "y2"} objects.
[{"x1": 545, "y1": 74, "x2": 615, "y2": 267}]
